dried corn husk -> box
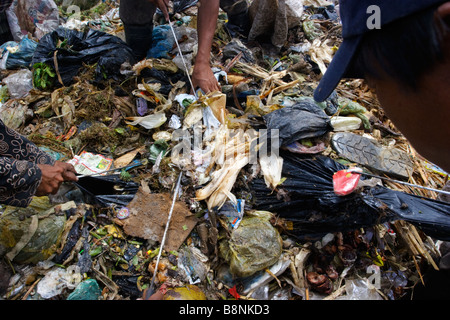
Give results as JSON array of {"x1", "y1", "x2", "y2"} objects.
[
  {"x1": 308, "y1": 39, "x2": 334, "y2": 75},
  {"x1": 132, "y1": 58, "x2": 179, "y2": 75},
  {"x1": 195, "y1": 126, "x2": 255, "y2": 209},
  {"x1": 125, "y1": 112, "x2": 167, "y2": 129},
  {"x1": 259, "y1": 152, "x2": 284, "y2": 190}
]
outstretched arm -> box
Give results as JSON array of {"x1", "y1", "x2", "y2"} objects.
[
  {"x1": 148, "y1": 0, "x2": 220, "y2": 93},
  {"x1": 192, "y1": 0, "x2": 221, "y2": 94}
]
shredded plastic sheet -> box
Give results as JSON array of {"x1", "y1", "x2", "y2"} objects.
[
  {"x1": 37, "y1": 266, "x2": 82, "y2": 299},
  {"x1": 259, "y1": 152, "x2": 284, "y2": 190}
]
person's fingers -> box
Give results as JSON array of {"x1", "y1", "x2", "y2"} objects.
[
  {"x1": 54, "y1": 161, "x2": 78, "y2": 181},
  {"x1": 147, "y1": 0, "x2": 170, "y2": 21},
  {"x1": 192, "y1": 79, "x2": 221, "y2": 94},
  {"x1": 148, "y1": 291, "x2": 164, "y2": 300},
  {"x1": 191, "y1": 64, "x2": 221, "y2": 94},
  {"x1": 158, "y1": 0, "x2": 170, "y2": 21},
  {"x1": 62, "y1": 170, "x2": 78, "y2": 182},
  {"x1": 63, "y1": 163, "x2": 77, "y2": 174},
  {"x1": 36, "y1": 164, "x2": 67, "y2": 196},
  {"x1": 205, "y1": 82, "x2": 221, "y2": 94},
  {"x1": 36, "y1": 176, "x2": 63, "y2": 195}
]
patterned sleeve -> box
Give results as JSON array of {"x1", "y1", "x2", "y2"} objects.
[
  {"x1": 0, "y1": 119, "x2": 56, "y2": 207},
  {"x1": 0, "y1": 120, "x2": 55, "y2": 166},
  {"x1": 0, "y1": 157, "x2": 42, "y2": 207}
]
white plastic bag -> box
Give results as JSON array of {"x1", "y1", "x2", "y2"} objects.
[
  {"x1": 2, "y1": 69, "x2": 33, "y2": 99},
  {"x1": 36, "y1": 266, "x2": 82, "y2": 299},
  {"x1": 337, "y1": 279, "x2": 383, "y2": 300},
  {"x1": 6, "y1": 0, "x2": 60, "y2": 42}
]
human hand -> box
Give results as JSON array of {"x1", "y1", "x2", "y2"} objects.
[
  {"x1": 191, "y1": 63, "x2": 221, "y2": 94},
  {"x1": 56, "y1": 161, "x2": 78, "y2": 182},
  {"x1": 148, "y1": 0, "x2": 170, "y2": 22},
  {"x1": 35, "y1": 161, "x2": 78, "y2": 196}
]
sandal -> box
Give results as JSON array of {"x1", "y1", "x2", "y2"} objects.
[{"x1": 331, "y1": 132, "x2": 413, "y2": 179}]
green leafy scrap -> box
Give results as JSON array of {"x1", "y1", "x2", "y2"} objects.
[{"x1": 32, "y1": 62, "x2": 56, "y2": 90}]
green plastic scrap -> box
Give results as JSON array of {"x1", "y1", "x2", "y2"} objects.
[
  {"x1": 0, "y1": 199, "x2": 73, "y2": 264},
  {"x1": 0, "y1": 85, "x2": 9, "y2": 103},
  {"x1": 67, "y1": 279, "x2": 102, "y2": 300},
  {"x1": 219, "y1": 211, "x2": 283, "y2": 278},
  {"x1": 149, "y1": 139, "x2": 169, "y2": 164},
  {"x1": 302, "y1": 20, "x2": 323, "y2": 41},
  {"x1": 337, "y1": 97, "x2": 372, "y2": 130}
]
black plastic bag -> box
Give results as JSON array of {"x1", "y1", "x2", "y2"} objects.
[
  {"x1": 263, "y1": 98, "x2": 332, "y2": 146},
  {"x1": 74, "y1": 174, "x2": 139, "y2": 207},
  {"x1": 252, "y1": 152, "x2": 450, "y2": 241},
  {"x1": 363, "y1": 187, "x2": 450, "y2": 241},
  {"x1": 32, "y1": 27, "x2": 136, "y2": 86},
  {"x1": 222, "y1": 39, "x2": 255, "y2": 63}
]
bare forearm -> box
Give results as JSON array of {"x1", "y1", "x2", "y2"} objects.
[{"x1": 196, "y1": 0, "x2": 220, "y2": 66}]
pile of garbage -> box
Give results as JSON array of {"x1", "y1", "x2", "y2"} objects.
[{"x1": 1, "y1": 0, "x2": 449, "y2": 301}]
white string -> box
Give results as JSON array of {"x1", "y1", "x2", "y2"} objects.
[
  {"x1": 149, "y1": 171, "x2": 183, "y2": 292},
  {"x1": 169, "y1": 20, "x2": 198, "y2": 100}
]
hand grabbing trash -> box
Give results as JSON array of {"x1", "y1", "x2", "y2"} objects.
[
  {"x1": 191, "y1": 63, "x2": 221, "y2": 94},
  {"x1": 0, "y1": 119, "x2": 76, "y2": 207},
  {"x1": 149, "y1": 0, "x2": 171, "y2": 22},
  {"x1": 35, "y1": 161, "x2": 78, "y2": 196}
]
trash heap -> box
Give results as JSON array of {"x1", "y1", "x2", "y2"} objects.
[{"x1": 1, "y1": 0, "x2": 449, "y2": 301}]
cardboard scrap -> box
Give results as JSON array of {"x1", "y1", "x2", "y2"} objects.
[{"x1": 121, "y1": 188, "x2": 198, "y2": 252}]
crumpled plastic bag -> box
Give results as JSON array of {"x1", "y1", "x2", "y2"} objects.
[
  {"x1": 252, "y1": 151, "x2": 450, "y2": 241},
  {"x1": 248, "y1": 0, "x2": 304, "y2": 48},
  {"x1": 32, "y1": 27, "x2": 136, "y2": 86},
  {"x1": 0, "y1": 99, "x2": 33, "y2": 130},
  {"x1": 148, "y1": 25, "x2": 175, "y2": 59},
  {"x1": 336, "y1": 279, "x2": 383, "y2": 300},
  {"x1": 0, "y1": 199, "x2": 74, "y2": 264},
  {"x1": 74, "y1": 174, "x2": 139, "y2": 207},
  {"x1": 263, "y1": 97, "x2": 332, "y2": 146},
  {"x1": 219, "y1": 211, "x2": 283, "y2": 278},
  {"x1": 6, "y1": 0, "x2": 60, "y2": 42},
  {"x1": 37, "y1": 265, "x2": 82, "y2": 299},
  {"x1": 0, "y1": 36, "x2": 38, "y2": 70},
  {"x1": 148, "y1": 24, "x2": 197, "y2": 73},
  {"x1": 177, "y1": 246, "x2": 209, "y2": 285},
  {"x1": 222, "y1": 38, "x2": 255, "y2": 63},
  {"x1": 67, "y1": 279, "x2": 102, "y2": 300},
  {"x1": 2, "y1": 69, "x2": 33, "y2": 99}
]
